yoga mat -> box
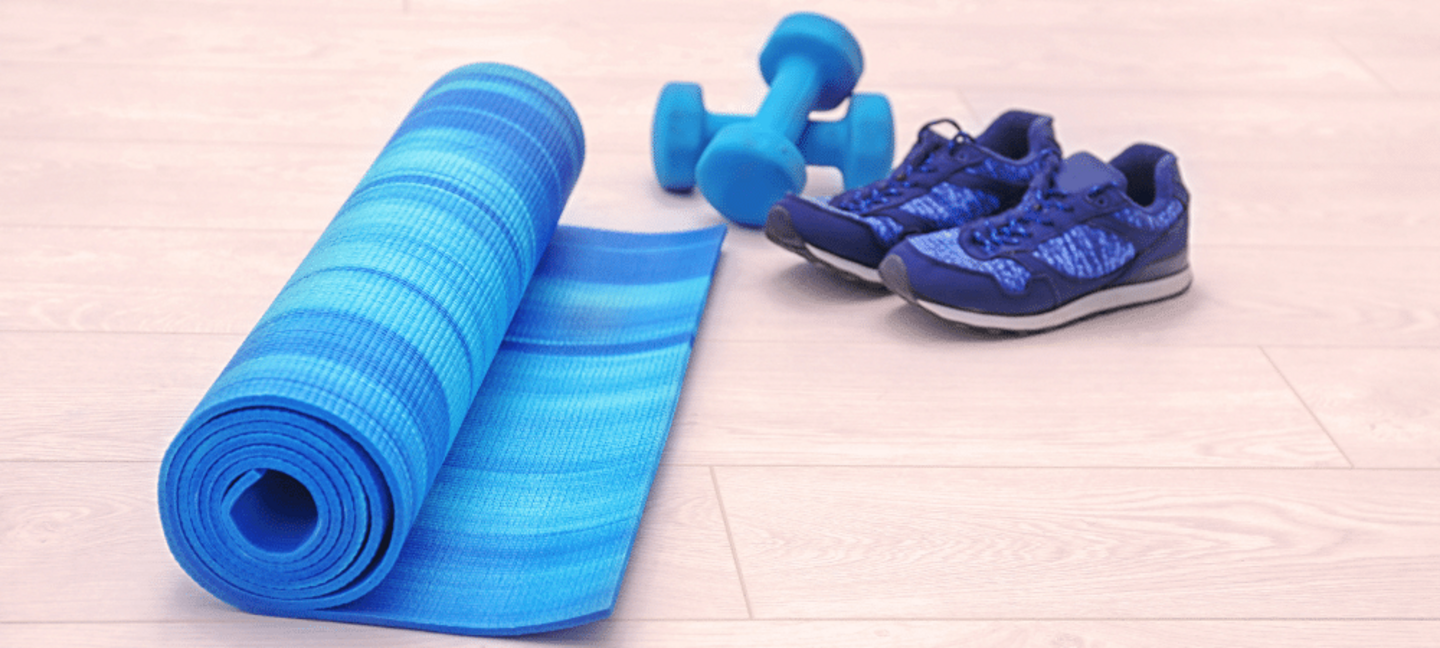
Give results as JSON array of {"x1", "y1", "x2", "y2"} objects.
[{"x1": 158, "y1": 63, "x2": 726, "y2": 636}]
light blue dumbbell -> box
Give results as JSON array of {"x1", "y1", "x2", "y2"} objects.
[
  {"x1": 690, "y1": 13, "x2": 870, "y2": 227},
  {"x1": 652, "y1": 82, "x2": 894, "y2": 194}
]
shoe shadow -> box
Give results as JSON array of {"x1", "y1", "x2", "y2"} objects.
[
  {"x1": 883, "y1": 304, "x2": 1026, "y2": 343},
  {"x1": 770, "y1": 262, "x2": 892, "y2": 305}
]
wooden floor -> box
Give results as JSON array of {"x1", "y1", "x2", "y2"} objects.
[{"x1": 3, "y1": 0, "x2": 1439, "y2": 645}]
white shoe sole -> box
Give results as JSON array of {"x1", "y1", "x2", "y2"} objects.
[
  {"x1": 809, "y1": 246, "x2": 883, "y2": 285},
  {"x1": 883, "y1": 256, "x2": 1192, "y2": 333}
]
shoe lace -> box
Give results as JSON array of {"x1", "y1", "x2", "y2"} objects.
[
  {"x1": 835, "y1": 119, "x2": 975, "y2": 212},
  {"x1": 970, "y1": 155, "x2": 1088, "y2": 253}
]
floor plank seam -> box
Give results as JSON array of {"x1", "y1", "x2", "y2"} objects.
[
  {"x1": 5, "y1": 459, "x2": 1438, "y2": 471},
  {"x1": 0, "y1": 459, "x2": 166, "y2": 465},
  {"x1": 0, "y1": 132, "x2": 397, "y2": 149},
  {"x1": 708, "y1": 466, "x2": 755, "y2": 620},
  {"x1": 0, "y1": 223, "x2": 326, "y2": 235},
  {"x1": 665, "y1": 464, "x2": 1440, "y2": 471},
  {"x1": 0, "y1": 329, "x2": 250, "y2": 338},
  {"x1": 734, "y1": 617, "x2": 1440, "y2": 623},
  {"x1": 1328, "y1": 34, "x2": 1402, "y2": 97},
  {"x1": 1259, "y1": 345, "x2": 1357, "y2": 468},
  {"x1": 2, "y1": 617, "x2": 1438, "y2": 625}
]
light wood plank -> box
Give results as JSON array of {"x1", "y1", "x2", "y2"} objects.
[
  {"x1": 0, "y1": 285, "x2": 274, "y2": 334},
  {"x1": 0, "y1": 139, "x2": 367, "y2": 230},
  {"x1": 0, "y1": 226, "x2": 313, "y2": 290},
  {"x1": 1189, "y1": 163, "x2": 1440, "y2": 249},
  {"x1": 0, "y1": 60, "x2": 907, "y2": 159},
  {"x1": 0, "y1": 19, "x2": 1384, "y2": 152},
  {"x1": 0, "y1": 331, "x2": 1344, "y2": 467},
  {"x1": 1336, "y1": 32, "x2": 1440, "y2": 95},
  {"x1": 669, "y1": 340, "x2": 1344, "y2": 467},
  {"x1": 612, "y1": 465, "x2": 750, "y2": 620},
  {"x1": 0, "y1": 462, "x2": 238, "y2": 623},
  {"x1": 0, "y1": 463, "x2": 745, "y2": 622},
  {"x1": 414, "y1": 0, "x2": 1440, "y2": 33},
  {"x1": 9, "y1": 138, "x2": 1440, "y2": 251},
  {"x1": 13, "y1": 225, "x2": 1437, "y2": 348},
  {"x1": 1265, "y1": 347, "x2": 1440, "y2": 468},
  {"x1": 862, "y1": 26, "x2": 1383, "y2": 94},
  {"x1": 0, "y1": 226, "x2": 310, "y2": 333},
  {"x1": 0, "y1": 332, "x2": 238, "y2": 461},
  {"x1": 4, "y1": 0, "x2": 1393, "y2": 96},
  {"x1": 0, "y1": 87, "x2": 977, "y2": 231},
  {"x1": 0, "y1": 1, "x2": 758, "y2": 81},
  {"x1": 0, "y1": 62, "x2": 431, "y2": 147},
  {"x1": 701, "y1": 233, "x2": 1440, "y2": 347},
  {"x1": 961, "y1": 91, "x2": 1440, "y2": 167},
  {"x1": 715, "y1": 467, "x2": 1440, "y2": 619},
  {"x1": 4, "y1": 619, "x2": 1440, "y2": 648}
]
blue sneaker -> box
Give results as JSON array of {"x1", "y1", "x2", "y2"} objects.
[
  {"x1": 765, "y1": 111, "x2": 1061, "y2": 285},
  {"x1": 878, "y1": 144, "x2": 1192, "y2": 333}
]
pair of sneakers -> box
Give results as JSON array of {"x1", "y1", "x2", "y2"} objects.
[{"x1": 765, "y1": 111, "x2": 1191, "y2": 333}]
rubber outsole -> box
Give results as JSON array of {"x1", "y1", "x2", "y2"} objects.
[
  {"x1": 879, "y1": 254, "x2": 1193, "y2": 334},
  {"x1": 765, "y1": 203, "x2": 885, "y2": 286}
]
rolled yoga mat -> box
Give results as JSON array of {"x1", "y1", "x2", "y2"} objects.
[{"x1": 158, "y1": 63, "x2": 726, "y2": 636}]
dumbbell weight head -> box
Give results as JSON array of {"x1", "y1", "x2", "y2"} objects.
[
  {"x1": 796, "y1": 93, "x2": 895, "y2": 190},
  {"x1": 651, "y1": 82, "x2": 709, "y2": 192},
  {"x1": 759, "y1": 13, "x2": 864, "y2": 113},
  {"x1": 836, "y1": 93, "x2": 895, "y2": 188},
  {"x1": 695, "y1": 122, "x2": 807, "y2": 228}
]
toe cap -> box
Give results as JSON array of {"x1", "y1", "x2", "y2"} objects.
[{"x1": 778, "y1": 194, "x2": 893, "y2": 268}]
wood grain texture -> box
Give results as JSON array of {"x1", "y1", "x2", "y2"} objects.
[
  {"x1": 1334, "y1": 31, "x2": 1440, "y2": 95},
  {"x1": 670, "y1": 340, "x2": 1344, "y2": 467},
  {"x1": 0, "y1": 332, "x2": 238, "y2": 461},
  {"x1": 961, "y1": 91, "x2": 1440, "y2": 168},
  {"x1": 0, "y1": 226, "x2": 309, "y2": 333},
  {"x1": 715, "y1": 467, "x2": 1440, "y2": 619},
  {"x1": 4, "y1": 619, "x2": 1440, "y2": 648},
  {"x1": 1266, "y1": 347, "x2": 1440, "y2": 468},
  {"x1": 0, "y1": 139, "x2": 368, "y2": 230},
  {"x1": 699, "y1": 234, "x2": 1440, "y2": 348},
  {"x1": 0, "y1": 322, "x2": 1345, "y2": 469}
]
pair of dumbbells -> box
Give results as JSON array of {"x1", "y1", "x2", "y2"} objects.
[{"x1": 651, "y1": 13, "x2": 895, "y2": 227}]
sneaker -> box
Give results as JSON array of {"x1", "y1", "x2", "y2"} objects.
[
  {"x1": 765, "y1": 111, "x2": 1061, "y2": 285},
  {"x1": 878, "y1": 144, "x2": 1192, "y2": 333}
]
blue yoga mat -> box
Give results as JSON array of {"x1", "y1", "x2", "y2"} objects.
[{"x1": 158, "y1": 63, "x2": 726, "y2": 636}]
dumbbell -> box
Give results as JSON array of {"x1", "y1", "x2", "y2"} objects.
[
  {"x1": 652, "y1": 82, "x2": 894, "y2": 195},
  {"x1": 687, "y1": 13, "x2": 879, "y2": 227}
]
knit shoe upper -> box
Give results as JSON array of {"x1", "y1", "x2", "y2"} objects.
[
  {"x1": 765, "y1": 110, "x2": 1061, "y2": 284},
  {"x1": 879, "y1": 144, "x2": 1192, "y2": 332}
]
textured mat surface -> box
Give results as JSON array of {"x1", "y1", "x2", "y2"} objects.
[{"x1": 157, "y1": 63, "x2": 726, "y2": 636}]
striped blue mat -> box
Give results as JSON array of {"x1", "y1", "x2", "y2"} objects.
[{"x1": 158, "y1": 63, "x2": 726, "y2": 636}]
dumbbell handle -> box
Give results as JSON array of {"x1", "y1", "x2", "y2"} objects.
[
  {"x1": 796, "y1": 118, "x2": 849, "y2": 172},
  {"x1": 701, "y1": 110, "x2": 855, "y2": 171},
  {"x1": 752, "y1": 57, "x2": 823, "y2": 144}
]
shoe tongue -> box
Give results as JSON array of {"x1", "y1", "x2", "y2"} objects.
[{"x1": 1055, "y1": 152, "x2": 1126, "y2": 194}]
